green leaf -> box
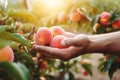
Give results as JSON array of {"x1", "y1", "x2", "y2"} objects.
[
  {"x1": 0, "y1": 25, "x2": 13, "y2": 34},
  {"x1": 69, "y1": 72, "x2": 75, "y2": 80},
  {"x1": 15, "y1": 52, "x2": 34, "y2": 64},
  {"x1": 102, "y1": 55, "x2": 117, "y2": 72},
  {"x1": 81, "y1": 63, "x2": 93, "y2": 76},
  {"x1": 0, "y1": 32, "x2": 31, "y2": 47},
  {"x1": 0, "y1": 38, "x2": 11, "y2": 49},
  {"x1": 8, "y1": 9, "x2": 39, "y2": 26},
  {"x1": 0, "y1": 62, "x2": 30, "y2": 80},
  {"x1": 108, "y1": 62, "x2": 120, "y2": 80},
  {"x1": 57, "y1": 61, "x2": 65, "y2": 72}
]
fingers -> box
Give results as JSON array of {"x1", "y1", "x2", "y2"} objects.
[{"x1": 61, "y1": 34, "x2": 89, "y2": 47}]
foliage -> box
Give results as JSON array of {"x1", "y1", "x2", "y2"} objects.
[{"x1": 0, "y1": 0, "x2": 120, "y2": 80}]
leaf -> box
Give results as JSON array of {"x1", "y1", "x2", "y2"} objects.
[
  {"x1": 0, "y1": 32, "x2": 31, "y2": 47},
  {"x1": 69, "y1": 72, "x2": 75, "y2": 80},
  {"x1": 108, "y1": 62, "x2": 120, "y2": 80},
  {"x1": 0, "y1": 38, "x2": 11, "y2": 49},
  {"x1": 81, "y1": 63, "x2": 93, "y2": 76},
  {"x1": 15, "y1": 52, "x2": 34, "y2": 64},
  {"x1": 102, "y1": 55, "x2": 117, "y2": 72},
  {"x1": 8, "y1": 9, "x2": 39, "y2": 26},
  {"x1": 57, "y1": 61, "x2": 65, "y2": 72},
  {"x1": 0, "y1": 25, "x2": 13, "y2": 34},
  {"x1": 0, "y1": 62, "x2": 30, "y2": 80}
]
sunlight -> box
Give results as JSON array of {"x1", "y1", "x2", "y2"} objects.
[{"x1": 43, "y1": 0, "x2": 65, "y2": 12}]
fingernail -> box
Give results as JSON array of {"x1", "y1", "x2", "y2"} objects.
[{"x1": 61, "y1": 40, "x2": 67, "y2": 46}]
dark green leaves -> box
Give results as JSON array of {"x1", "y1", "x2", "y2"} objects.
[
  {"x1": 81, "y1": 63, "x2": 93, "y2": 76},
  {"x1": 108, "y1": 62, "x2": 120, "y2": 80},
  {"x1": 102, "y1": 55, "x2": 116, "y2": 72},
  {"x1": 0, "y1": 62, "x2": 30, "y2": 80}
]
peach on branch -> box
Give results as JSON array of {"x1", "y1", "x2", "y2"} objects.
[
  {"x1": 50, "y1": 26, "x2": 65, "y2": 37},
  {"x1": 57, "y1": 11, "x2": 67, "y2": 23},
  {"x1": 112, "y1": 18, "x2": 120, "y2": 30},
  {"x1": 69, "y1": 11, "x2": 81, "y2": 22},
  {"x1": 99, "y1": 12, "x2": 111, "y2": 25},
  {"x1": 39, "y1": 60, "x2": 48, "y2": 70},
  {"x1": 0, "y1": 45, "x2": 14, "y2": 62},
  {"x1": 82, "y1": 69, "x2": 89, "y2": 76},
  {"x1": 34, "y1": 27, "x2": 53, "y2": 45},
  {"x1": 50, "y1": 35, "x2": 69, "y2": 49}
]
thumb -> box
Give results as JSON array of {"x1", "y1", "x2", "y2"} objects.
[{"x1": 61, "y1": 38, "x2": 77, "y2": 46}]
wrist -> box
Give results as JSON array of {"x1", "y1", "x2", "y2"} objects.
[{"x1": 87, "y1": 35, "x2": 107, "y2": 53}]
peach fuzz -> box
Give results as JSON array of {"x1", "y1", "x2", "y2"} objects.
[
  {"x1": 34, "y1": 27, "x2": 53, "y2": 45},
  {"x1": 112, "y1": 18, "x2": 120, "y2": 30},
  {"x1": 50, "y1": 26, "x2": 65, "y2": 37},
  {"x1": 99, "y1": 12, "x2": 111, "y2": 25},
  {"x1": 0, "y1": 45, "x2": 14, "y2": 62},
  {"x1": 50, "y1": 35, "x2": 69, "y2": 49},
  {"x1": 57, "y1": 11, "x2": 67, "y2": 23},
  {"x1": 69, "y1": 12, "x2": 81, "y2": 22}
]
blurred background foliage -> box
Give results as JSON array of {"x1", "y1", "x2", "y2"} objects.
[{"x1": 0, "y1": 0, "x2": 120, "y2": 80}]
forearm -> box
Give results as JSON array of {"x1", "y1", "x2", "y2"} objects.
[{"x1": 88, "y1": 31, "x2": 120, "y2": 54}]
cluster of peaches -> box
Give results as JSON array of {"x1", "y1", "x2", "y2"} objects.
[
  {"x1": 33, "y1": 26, "x2": 75, "y2": 49},
  {"x1": 93, "y1": 11, "x2": 120, "y2": 33},
  {"x1": 57, "y1": 8, "x2": 85, "y2": 23}
]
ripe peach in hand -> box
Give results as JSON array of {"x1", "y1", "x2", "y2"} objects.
[
  {"x1": 0, "y1": 45, "x2": 14, "y2": 62},
  {"x1": 57, "y1": 11, "x2": 67, "y2": 23},
  {"x1": 34, "y1": 27, "x2": 53, "y2": 45},
  {"x1": 70, "y1": 12, "x2": 81, "y2": 22},
  {"x1": 50, "y1": 35, "x2": 69, "y2": 49},
  {"x1": 50, "y1": 26, "x2": 65, "y2": 37},
  {"x1": 62, "y1": 32, "x2": 75, "y2": 38},
  {"x1": 112, "y1": 18, "x2": 120, "y2": 30},
  {"x1": 99, "y1": 12, "x2": 111, "y2": 25}
]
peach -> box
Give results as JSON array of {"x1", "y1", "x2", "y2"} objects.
[
  {"x1": 82, "y1": 69, "x2": 89, "y2": 76},
  {"x1": 112, "y1": 18, "x2": 120, "y2": 30},
  {"x1": 34, "y1": 27, "x2": 53, "y2": 45},
  {"x1": 0, "y1": 45, "x2": 14, "y2": 62},
  {"x1": 39, "y1": 60, "x2": 48, "y2": 70},
  {"x1": 81, "y1": 59, "x2": 90, "y2": 64},
  {"x1": 69, "y1": 12, "x2": 81, "y2": 22},
  {"x1": 99, "y1": 12, "x2": 111, "y2": 25},
  {"x1": 50, "y1": 26, "x2": 65, "y2": 37},
  {"x1": 50, "y1": 35, "x2": 68, "y2": 49},
  {"x1": 62, "y1": 32, "x2": 75, "y2": 38},
  {"x1": 57, "y1": 11, "x2": 67, "y2": 23}
]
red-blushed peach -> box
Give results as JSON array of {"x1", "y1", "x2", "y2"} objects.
[
  {"x1": 62, "y1": 32, "x2": 76, "y2": 38},
  {"x1": 50, "y1": 26, "x2": 65, "y2": 37},
  {"x1": 39, "y1": 60, "x2": 48, "y2": 70},
  {"x1": 99, "y1": 12, "x2": 111, "y2": 25},
  {"x1": 81, "y1": 59, "x2": 90, "y2": 65},
  {"x1": 34, "y1": 27, "x2": 53, "y2": 45},
  {"x1": 69, "y1": 11, "x2": 81, "y2": 22},
  {"x1": 93, "y1": 23, "x2": 101, "y2": 32},
  {"x1": 112, "y1": 18, "x2": 120, "y2": 30},
  {"x1": 57, "y1": 11, "x2": 67, "y2": 23},
  {"x1": 0, "y1": 45, "x2": 14, "y2": 62},
  {"x1": 82, "y1": 69, "x2": 89, "y2": 76},
  {"x1": 15, "y1": 22, "x2": 22, "y2": 28},
  {"x1": 50, "y1": 35, "x2": 69, "y2": 49}
]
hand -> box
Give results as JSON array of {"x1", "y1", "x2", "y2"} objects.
[{"x1": 33, "y1": 34, "x2": 92, "y2": 61}]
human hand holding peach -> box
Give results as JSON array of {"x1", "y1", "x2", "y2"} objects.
[{"x1": 33, "y1": 34, "x2": 92, "y2": 61}]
